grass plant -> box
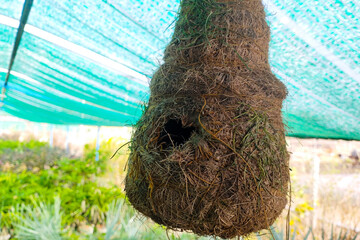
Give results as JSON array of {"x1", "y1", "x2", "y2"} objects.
[{"x1": 13, "y1": 197, "x2": 62, "y2": 240}]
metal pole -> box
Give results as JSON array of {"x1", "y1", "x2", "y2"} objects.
[
  {"x1": 33, "y1": 124, "x2": 38, "y2": 138},
  {"x1": 49, "y1": 124, "x2": 54, "y2": 147},
  {"x1": 1, "y1": 0, "x2": 33, "y2": 103},
  {"x1": 65, "y1": 125, "x2": 70, "y2": 154},
  {"x1": 312, "y1": 140, "x2": 320, "y2": 228},
  {"x1": 95, "y1": 126, "x2": 101, "y2": 161}
]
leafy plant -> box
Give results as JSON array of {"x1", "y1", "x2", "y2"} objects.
[
  {"x1": 0, "y1": 139, "x2": 211, "y2": 239},
  {"x1": 0, "y1": 141, "x2": 123, "y2": 235},
  {"x1": 0, "y1": 139, "x2": 47, "y2": 153},
  {"x1": 256, "y1": 225, "x2": 358, "y2": 240},
  {"x1": 0, "y1": 139, "x2": 67, "y2": 172},
  {"x1": 104, "y1": 200, "x2": 123, "y2": 240},
  {"x1": 13, "y1": 197, "x2": 62, "y2": 240},
  {"x1": 0, "y1": 146, "x2": 65, "y2": 171}
]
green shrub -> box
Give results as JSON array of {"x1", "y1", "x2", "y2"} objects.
[
  {"x1": 0, "y1": 147, "x2": 66, "y2": 171},
  {"x1": 0, "y1": 139, "x2": 47, "y2": 153},
  {"x1": 13, "y1": 197, "x2": 63, "y2": 240},
  {"x1": 7, "y1": 197, "x2": 212, "y2": 240},
  {"x1": 0, "y1": 153, "x2": 123, "y2": 235},
  {"x1": 0, "y1": 139, "x2": 66, "y2": 171}
]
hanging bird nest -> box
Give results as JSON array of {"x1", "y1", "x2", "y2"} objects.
[{"x1": 125, "y1": 0, "x2": 290, "y2": 238}]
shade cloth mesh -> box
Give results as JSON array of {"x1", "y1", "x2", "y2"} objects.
[{"x1": 0, "y1": 0, "x2": 359, "y2": 140}]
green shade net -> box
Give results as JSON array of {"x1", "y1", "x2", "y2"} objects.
[{"x1": 0, "y1": 0, "x2": 359, "y2": 140}]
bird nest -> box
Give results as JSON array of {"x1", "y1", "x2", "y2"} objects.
[{"x1": 125, "y1": 0, "x2": 290, "y2": 238}]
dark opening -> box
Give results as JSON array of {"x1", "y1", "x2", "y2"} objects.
[{"x1": 158, "y1": 119, "x2": 195, "y2": 149}]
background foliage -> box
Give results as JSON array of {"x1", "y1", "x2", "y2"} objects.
[{"x1": 1, "y1": 137, "x2": 359, "y2": 239}]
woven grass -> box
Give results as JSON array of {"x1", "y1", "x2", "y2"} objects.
[{"x1": 125, "y1": 0, "x2": 290, "y2": 238}]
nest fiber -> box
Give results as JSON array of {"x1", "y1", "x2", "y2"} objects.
[{"x1": 125, "y1": 0, "x2": 290, "y2": 238}]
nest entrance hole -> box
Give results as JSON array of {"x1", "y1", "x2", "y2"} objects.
[{"x1": 159, "y1": 119, "x2": 195, "y2": 149}]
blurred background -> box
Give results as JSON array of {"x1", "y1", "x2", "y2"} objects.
[
  {"x1": 1, "y1": 0, "x2": 359, "y2": 239},
  {"x1": 1, "y1": 113, "x2": 359, "y2": 239}
]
